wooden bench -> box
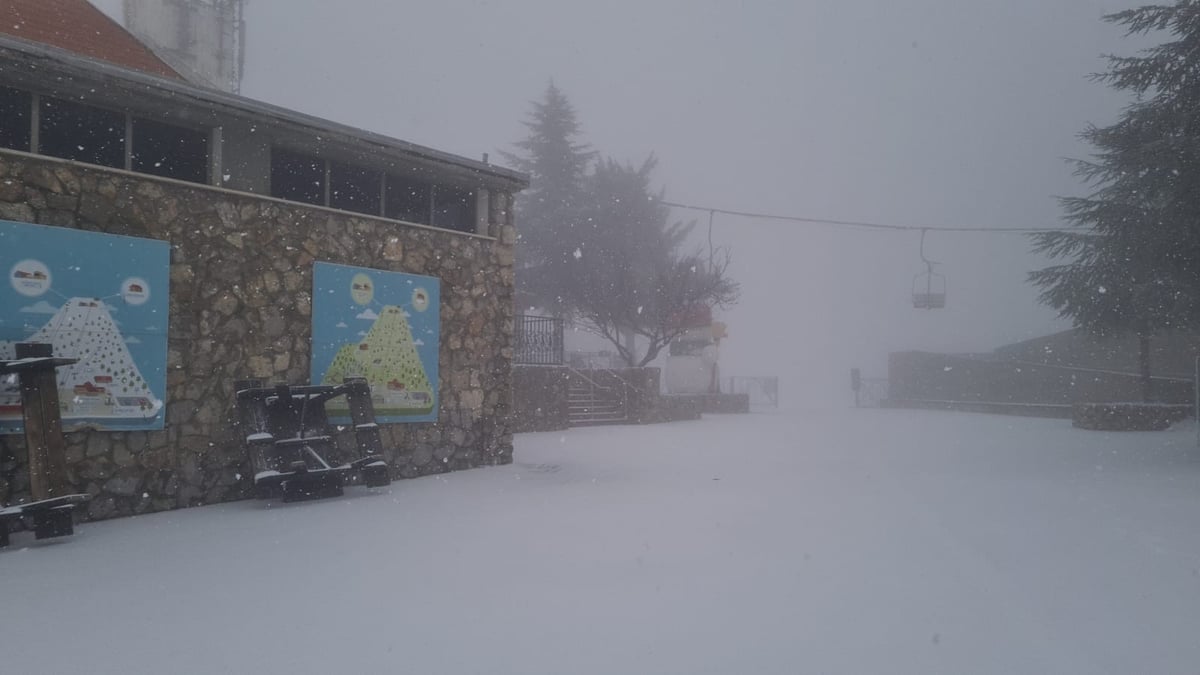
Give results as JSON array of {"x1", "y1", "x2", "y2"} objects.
[{"x1": 0, "y1": 494, "x2": 91, "y2": 548}]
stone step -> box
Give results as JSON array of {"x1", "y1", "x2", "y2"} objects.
[
  {"x1": 568, "y1": 396, "x2": 622, "y2": 405},
  {"x1": 569, "y1": 408, "x2": 624, "y2": 417},
  {"x1": 564, "y1": 393, "x2": 619, "y2": 403},
  {"x1": 568, "y1": 416, "x2": 629, "y2": 426},
  {"x1": 568, "y1": 408, "x2": 627, "y2": 416}
]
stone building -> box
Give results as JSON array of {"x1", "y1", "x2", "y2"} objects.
[{"x1": 0, "y1": 0, "x2": 527, "y2": 520}]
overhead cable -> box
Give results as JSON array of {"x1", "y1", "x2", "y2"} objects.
[{"x1": 658, "y1": 200, "x2": 1066, "y2": 233}]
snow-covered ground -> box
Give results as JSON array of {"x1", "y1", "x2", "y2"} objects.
[{"x1": 6, "y1": 408, "x2": 1200, "y2": 674}]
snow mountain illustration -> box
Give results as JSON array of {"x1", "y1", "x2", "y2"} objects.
[
  {"x1": 0, "y1": 297, "x2": 162, "y2": 424},
  {"x1": 321, "y1": 304, "x2": 434, "y2": 415}
]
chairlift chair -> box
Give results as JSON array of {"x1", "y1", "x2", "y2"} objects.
[
  {"x1": 912, "y1": 268, "x2": 946, "y2": 309},
  {"x1": 911, "y1": 229, "x2": 946, "y2": 310}
]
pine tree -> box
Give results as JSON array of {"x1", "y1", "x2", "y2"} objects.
[
  {"x1": 501, "y1": 82, "x2": 594, "y2": 313},
  {"x1": 1030, "y1": 2, "x2": 1200, "y2": 400}
]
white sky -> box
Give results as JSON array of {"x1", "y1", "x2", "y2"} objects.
[{"x1": 94, "y1": 0, "x2": 1137, "y2": 402}]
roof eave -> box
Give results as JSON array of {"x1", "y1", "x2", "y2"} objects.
[{"x1": 0, "y1": 35, "x2": 529, "y2": 191}]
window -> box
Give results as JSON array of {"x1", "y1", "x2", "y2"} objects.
[
  {"x1": 269, "y1": 151, "x2": 475, "y2": 233},
  {"x1": 432, "y1": 184, "x2": 474, "y2": 233},
  {"x1": 384, "y1": 174, "x2": 431, "y2": 224},
  {"x1": 0, "y1": 86, "x2": 31, "y2": 152},
  {"x1": 131, "y1": 118, "x2": 209, "y2": 184},
  {"x1": 0, "y1": 91, "x2": 210, "y2": 183},
  {"x1": 329, "y1": 160, "x2": 381, "y2": 215},
  {"x1": 39, "y1": 96, "x2": 125, "y2": 169},
  {"x1": 270, "y1": 147, "x2": 325, "y2": 206}
]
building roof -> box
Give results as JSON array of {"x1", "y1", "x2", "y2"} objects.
[
  {"x1": 0, "y1": 0, "x2": 181, "y2": 80},
  {"x1": 0, "y1": 33, "x2": 527, "y2": 191}
]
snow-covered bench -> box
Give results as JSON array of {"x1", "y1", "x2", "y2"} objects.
[
  {"x1": 235, "y1": 379, "x2": 391, "y2": 502},
  {"x1": 0, "y1": 493, "x2": 91, "y2": 548}
]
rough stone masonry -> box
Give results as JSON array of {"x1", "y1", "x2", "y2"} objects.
[{"x1": 0, "y1": 150, "x2": 517, "y2": 521}]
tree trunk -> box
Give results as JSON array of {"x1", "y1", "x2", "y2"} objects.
[
  {"x1": 622, "y1": 328, "x2": 637, "y2": 367},
  {"x1": 1138, "y1": 332, "x2": 1153, "y2": 402}
]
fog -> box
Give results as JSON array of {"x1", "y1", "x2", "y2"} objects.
[{"x1": 96, "y1": 0, "x2": 1134, "y2": 405}]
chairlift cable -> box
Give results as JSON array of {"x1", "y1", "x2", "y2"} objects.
[{"x1": 659, "y1": 200, "x2": 1065, "y2": 233}]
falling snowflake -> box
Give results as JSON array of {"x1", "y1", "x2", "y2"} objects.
[{"x1": 573, "y1": 248, "x2": 583, "y2": 259}]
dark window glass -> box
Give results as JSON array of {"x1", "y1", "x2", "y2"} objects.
[
  {"x1": 131, "y1": 118, "x2": 208, "y2": 184},
  {"x1": 432, "y1": 185, "x2": 475, "y2": 233},
  {"x1": 271, "y1": 147, "x2": 325, "y2": 206},
  {"x1": 0, "y1": 86, "x2": 31, "y2": 152},
  {"x1": 385, "y1": 174, "x2": 431, "y2": 224},
  {"x1": 330, "y1": 160, "x2": 381, "y2": 215},
  {"x1": 39, "y1": 97, "x2": 125, "y2": 168}
]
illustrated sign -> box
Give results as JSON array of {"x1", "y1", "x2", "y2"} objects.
[
  {"x1": 311, "y1": 261, "x2": 440, "y2": 423},
  {"x1": 0, "y1": 220, "x2": 169, "y2": 433}
]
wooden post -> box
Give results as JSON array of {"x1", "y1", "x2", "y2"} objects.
[{"x1": 15, "y1": 343, "x2": 69, "y2": 500}]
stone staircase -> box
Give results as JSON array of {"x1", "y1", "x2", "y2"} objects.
[{"x1": 567, "y1": 370, "x2": 628, "y2": 426}]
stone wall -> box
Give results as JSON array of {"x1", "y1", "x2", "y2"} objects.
[
  {"x1": 1072, "y1": 402, "x2": 1192, "y2": 431},
  {"x1": 0, "y1": 150, "x2": 517, "y2": 521},
  {"x1": 647, "y1": 395, "x2": 704, "y2": 423},
  {"x1": 608, "y1": 367, "x2": 661, "y2": 425},
  {"x1": 510, "y1": 365, "x2": 570, "y2": 433},
  {"x1": 510, "y1": 365, "x2": 750, "y2": 431}
]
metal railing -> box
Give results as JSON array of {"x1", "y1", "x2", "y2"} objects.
[
  {"x1": 727, "y1": 376, "x2": 780, "y2": 407},
  {"x1": 514, "y1": 314, "x2": 564, "y2": 365},
  {"x1": 566, "y1": 367, "x2": 629, "y2": 424}
]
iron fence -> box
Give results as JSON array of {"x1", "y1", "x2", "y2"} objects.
[
  {"x1": 727, "y1": 376, "x2": 780, "y2": 407},
  {"x1": 514, "y1": 314, "x2": 564, "y2": 365}
]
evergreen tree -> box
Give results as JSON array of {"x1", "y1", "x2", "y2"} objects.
[
  {"x1": 501, "y1": 82, "x2": 594, "y2": 313},
  {"x1": 1030, "y1": 2, "x2": 1200, "y2": 400}
]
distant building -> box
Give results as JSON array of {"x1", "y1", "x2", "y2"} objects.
[
  {"x1": 992, "y1": 328, "x2": 1200, "y2": 380},
  {"x1": 887, "y1": 328, "x2": 1200, "y2": 411}
]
